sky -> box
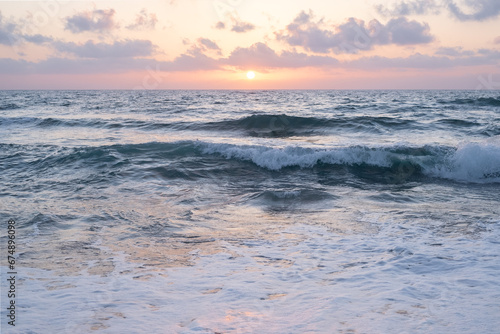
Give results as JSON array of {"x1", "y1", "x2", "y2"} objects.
[{"x1": 0, "y1": 0, "x2": 499, "y2": 89}]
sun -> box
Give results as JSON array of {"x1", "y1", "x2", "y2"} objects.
[{"x1": 246, "y1": 71, "x2": 256, "y2": 80}]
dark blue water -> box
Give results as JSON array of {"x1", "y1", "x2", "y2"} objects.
[{"x1": 1, "y1": 90, "x2": 499, "y2": 333}]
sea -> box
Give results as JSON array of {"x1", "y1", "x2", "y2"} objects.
[{"x1": 1, "y1": 90, "x2": 499, "y2": 333}]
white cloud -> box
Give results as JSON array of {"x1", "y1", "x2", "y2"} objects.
[
  {"x1": 435, "y1": 47, "x2": 475, "y2": 57},
  {"x1": 346, "y1": 50, "x2": 500, "y2": 69},
  {"x1": 65, "y1": 9, "x2": 117, "y2": 33},
  {"x1": 198, "y1": 38, "x2": 221, "y2": 53},
  {"x1": 0, "y1": 53, "x2": 219, "y2": 75},
  {"x1": 0, "y1": 11, "x2": 19, "y2": 45},
  {"x1": 447, "y1": 0, "x2": 500, "y2": 21},
  {"x1": 54, "y1": 39, "x2": 156, "y2": 58},
  {"x1": 276, "y1": 11, "x2": 433, "y2": 54},
  {"x1": 376, "y1": 0, "x2": 500, "y2": 21},
  {"x1": 385, "y1": 17, "x2": 433, "y2": 45},
  {"x1": 375, "y1": 0, "x2": 441, "y2": 17},
  {"x1": 224, "y1": 42, "x2": 339, "y2": 68},
  {"x1": 126, "y1": 9, "x2": 157, "y2": 31},
  {"x1": 215, "y1": 21, "x2": 225, "y2": 30},
  {"x1": 23, "y1": 34, "x2": 53, "y2": 45},
  {"x1": 231, "y1": 20, "x2": 255, "y2": 33},
  {"x1": 0, "y1": 12, "x2": 53, "y2": 46}
]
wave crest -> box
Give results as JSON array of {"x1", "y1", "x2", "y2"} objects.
[
  {"x1": 199, "y1": 140, "x2": 500, "y2": 183},
  {"x1": 3, "y1": 139, "x2": 499, "y2": 184}
]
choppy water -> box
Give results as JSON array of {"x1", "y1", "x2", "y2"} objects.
[{"x1": 1, "y1": 90, "x2": 500, "y2": 333}]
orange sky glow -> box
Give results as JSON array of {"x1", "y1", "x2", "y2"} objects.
[{"x1": 0, "y1": 0, "x2": 499, "y2": 89}]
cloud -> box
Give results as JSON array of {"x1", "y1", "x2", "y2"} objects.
[
  {"x1": 65, "y1": 9, "x2": 117, "y2": 33},
  {"x1": 231, "y1": 20, "x2": 255, "y2": 33},
  {"x1": 0, "y1": 57, "x2": 142, "y2": 75},
  {"x1": 224, "y1": 42, "x2": 281, "y2": 67},
  {"x1": 495, "y1": 36, "x2": 500, "y2": 44},
  {"x1": 476, "y1": 48, "x2": 500, "y2": 56},
  {"x1": 347, "y1": 50, "x2": 500, "y2": 69},
  {"x1": 126, "y1": 9, "x2": 157, "y2": 30},
  {"x1": 348, "y1": 53, "x2": 453, "y2": 69},
  {"x1": 376, "y1": 0, "x2": 500, "y2": 22},
  {"x1": 0, "y1": 42, "x2": 338, "y2": 75},
  {"x1": 0, "y1": 11, "x2": 19, "y2": 45},
  {"x1": 198, "y1": 38, "x2": 221, "y2": 52},
  {"x1": 190, "y1": 38, "x2": 222, "y2": 56},
  {"x1": 375, "y1": 0, "x2": 441, "y2": 16},
  {"x1": 277, "y1": 12, "x2": 381, "y2": 54},
  {"x1": 0, "y1": 52, "x2": 220, "y2": 75},
  {"x1": 435, "y1": 46, "x2": 475, "y2": 57},
  {"x1": 447, "y1": 0, "x2": 500, "y2": 21},
  {"x1": 1, "y1": 46, "x2": 499, "y2": 76},
  {"x1": 0, "y1": 12, "x2": 53, "y2": 46},
  {"x1": 55, "y1": 39, "x2": 156, "y2": 58},
  {"x1": 167, "y1": 49, "x2": 220, "y2": 71},
  {"x1": 378, "y1": 0, "x2": 500, "y2": 21},
  {"x1": 215, "y1": 16, "x2": 255, "y2": 33},
  {"x1": 182, "y1": 38, "x2": 222, "y2": 57},
  {"x1": 223, "y1": 42, "x2": 339, "y2": 69},
  {"x1": 223, "y1": 43, "x2": 498, "y2": 70},
  {"x1": 385, "y1": 17, "x2": 433, "y2": 44},
  {"x1": 276, "y1": 11, "x2": 433, "y2": 54},
  {"x1": 23, "y1": 34, "x2": 53, "y2": 45}
]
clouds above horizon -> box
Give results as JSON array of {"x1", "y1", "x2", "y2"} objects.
[
  {"x1": 224, "y1": 42, "x2": 339, "y2": 69},
  {"x1": 54, "y1": 39, "x2": 156, "y2": 58},
  {"x1": 276, "y1": 11, "x2": 433, "y2": 54},
  {"x1": 230, "y1": 43, "x2": 499, "y2": 70},
  {"x1": 1, "y1": 41, "x2": 498, "y2": 75},
  {"x1": 347, "y1": 50, "x2": 500, "y2": 69},
  {"x1": 435, "y1": 46, "x2": 475, "y2": 57}
]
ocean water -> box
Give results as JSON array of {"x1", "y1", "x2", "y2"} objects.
[{"x1": 1, "y1": 90, "x2": 499, "y2": 333}]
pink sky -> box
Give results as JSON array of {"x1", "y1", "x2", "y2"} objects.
[{"x1": 0, "y1": 0, "x2": 499, "y2": 89}]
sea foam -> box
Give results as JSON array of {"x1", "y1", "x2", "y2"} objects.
[{"x1": 199, "y1": 138, "x2": 500, "y2": 183}]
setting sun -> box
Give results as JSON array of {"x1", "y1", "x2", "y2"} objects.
[{"x1": 246, "y1": 71, "x2": 256, "y2": 80}]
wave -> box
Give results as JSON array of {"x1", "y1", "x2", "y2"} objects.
[
  {"x1": 253, "y1": 189, "x2": 338, "y2": 203},
  {"x1": 197, "y1": 114, "x2": 416, "y2": 136},
  {"x1": 435, "y1": 119, "x2": 479, "y2": 127},
  {"x1": 36, "y1": 117, "x2": 108, "y2": 128},
  {"x1": 440, "y1": 97, "x2": 500, "y2": 107},
  {"x1": 198, "y1": 140, "x2": 500, "y2": 183},
  {"x1": 3, "y1": 139, "x2": 499, "y2": 184},
  {"x1": 3, "y1": 113, "x2": 495, "y2": 139},
  {"x1": 0, "y1": 103, "x2": 21, "y2": 110},
  {"x1": 0, "y1": 114, "x2": 418, "y2": 137},
  {"x1": 426, "y1": 140, "x2": 500, "y2": 182},
  {"x1": 0, "y1": 116, "x2": 143, "y2": 129}
]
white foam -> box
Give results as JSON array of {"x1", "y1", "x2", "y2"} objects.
[
  {"x1": 427, "y1": 139, "x2": 500, "y2": 182},
  {"x1": 199, "y1": 139, "x2": 500, "y2": 183},
  {"x1": 200, "y1": 142, "x2": 394, "y2": 170},
  {"x1": 4, "y1": 221, "x2": 500, "y2": 334}
]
